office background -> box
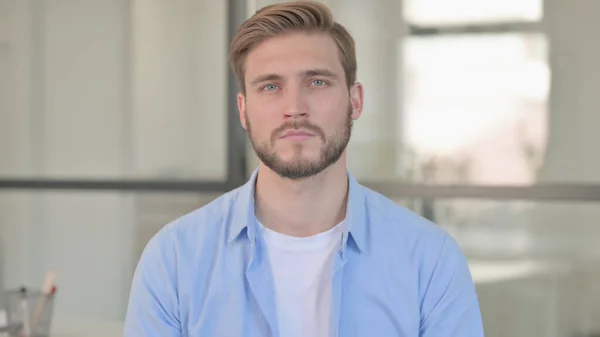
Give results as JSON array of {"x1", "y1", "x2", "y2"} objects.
[{"x1": 1, "y1": 0, "x2": 599, "y2": 336}]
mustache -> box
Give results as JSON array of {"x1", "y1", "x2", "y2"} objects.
[{"x1": 271, "y1": 120, "x2": 326, "y2": 143}]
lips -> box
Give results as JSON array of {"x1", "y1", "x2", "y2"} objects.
[{"x1": 280, "y1": 130, "x2": 316, "y2": 139}]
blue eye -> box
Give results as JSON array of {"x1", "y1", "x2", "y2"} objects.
[
  {"x1": 262, "y1": 84, "x2": 279, "y2": 91},
  {"x1": 312, "y1": 79, "x2": 326, "y2": 86}
]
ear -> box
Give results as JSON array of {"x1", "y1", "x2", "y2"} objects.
[
  {"x1": 237, "y1": 92, "x2": 248, "y2": 130},
  {"x1": 349, "y1": 82, "x2": 364, "y2": 120}
]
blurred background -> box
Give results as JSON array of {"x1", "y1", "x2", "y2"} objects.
[{"x1": 1, "y1": 0, "x2": 599, "y2": 336}]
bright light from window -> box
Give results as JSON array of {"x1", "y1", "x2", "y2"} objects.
[
  {"x1": 403, "y1": 34, "x2": 549, "y2": 185},
  {"x1": 405, "y1": 0, "x2": 543, "y2": 25}
]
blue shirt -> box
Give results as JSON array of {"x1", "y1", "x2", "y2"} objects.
[{"x1": 124, "y1": 169, "x2": 484, "y2": 337}]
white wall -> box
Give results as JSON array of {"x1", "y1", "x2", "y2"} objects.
[
  {"x1": 0, "y1": 0, "x2": 41, "y2": 294},
  {"x1": 521, "y1": 0, "x2": 600, "y2": 265},
  {"x1": 0, "y1": 0, "x2": 35, "y2": 178},
  {"x1": 0, "y1": 0, "x2": 135, "y2": 321},
  {"x1": 40, "y1": 0, "x2": 127, "y2": 179},
  {"x1": 534, "y1": 0, "x2": 600, "y2": 334},
  {"x1": 131, "y1": 0, "x2": 227, "y2": 180},
  {"x1": 540, "y1": 0, "x2": 600, "y2": 184}
]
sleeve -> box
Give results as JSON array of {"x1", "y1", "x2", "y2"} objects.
[
  {"x1": 419, "y1": 234, "x2": 484, "y2": 337},
  {"x1": 123, "y1": 227, "x2": 182, "y2": 337}
]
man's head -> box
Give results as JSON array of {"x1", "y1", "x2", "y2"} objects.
[{"x1": 229, "y1": 1, "x2": 364, "y2": 180}]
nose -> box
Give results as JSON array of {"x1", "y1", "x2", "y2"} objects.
[{"x1": 282, "y1": 87, "x2": 308, "y2": 119}]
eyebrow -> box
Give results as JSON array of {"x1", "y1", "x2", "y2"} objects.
[
  {"x1": 249, "y1": 73, "x2": 283, "y2": 86},
  {"x1": 303, "y1": 68, "x2": 338, "y2": 79},
  {"x1": 249, "y1": 68, "x2": 340, "y2": 86}
]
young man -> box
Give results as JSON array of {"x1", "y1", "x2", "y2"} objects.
[{"x1": 124, "y1": 2, "x2": 484, "y2": 336}]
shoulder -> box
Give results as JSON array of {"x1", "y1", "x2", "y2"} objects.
[
  {"x1": 358, "y1": 184, "x2": 465, "y2": 264},
  {"x1": 361, "y1": 184, "x2": 448, "y2": 241},
  {"x1": 358, "y1": 184, "x2": 473, "y2": 294},
  {"x1": 143, "y1": 186, "x2": 244, "y2": 255}
]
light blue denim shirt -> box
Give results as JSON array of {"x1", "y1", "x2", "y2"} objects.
[{"x1": 124, "y1": 169, "x2": 484, "y2": 337}]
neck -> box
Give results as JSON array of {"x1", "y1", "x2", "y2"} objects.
[{"x1": 254, "y1": 158, "x2": 349, "y2": 237}]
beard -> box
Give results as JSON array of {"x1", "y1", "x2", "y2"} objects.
[{"x1": 246, "y1": 106, "x2": 353, "y2": 180}]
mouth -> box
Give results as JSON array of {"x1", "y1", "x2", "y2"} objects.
[{"x1": 279, "y1": 129, "x2": 316, "y2": 141}]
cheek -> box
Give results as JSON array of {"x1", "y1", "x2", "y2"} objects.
[
  {"x1": 246, "y1": 95, "x2": 282, "y2": 120},
  {"x1": 308, "y1": 102, "x2": 348, "y2": 126},
  {"x1": 245, "y1": 106, "x2": 278, "y2": 136},
  {"x1": 307, "y1": 91, "x2": 348, "y2": 116}
]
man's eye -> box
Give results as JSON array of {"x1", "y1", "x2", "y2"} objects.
[
  {"x1": 311, "y1": 80, "x2": 326, "y2": 86},
  {"x1": 262, "y1": 84, "x2": 279, "y2": 91}
]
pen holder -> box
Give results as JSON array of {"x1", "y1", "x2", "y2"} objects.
[{"x1": 5, "y1": 288, "x2": 56, "y2": 337}]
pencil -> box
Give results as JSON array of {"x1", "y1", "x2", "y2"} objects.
[{"x1": 29, "y1": 271, "x2": 56, "y2": 335}]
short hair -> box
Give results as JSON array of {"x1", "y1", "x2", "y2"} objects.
[{"x1": 229, "y1": 1, "x2": 357, "y2": 93}]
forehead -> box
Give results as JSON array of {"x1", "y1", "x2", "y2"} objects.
[{"x1": 245, "y1": 32, "x2": 344, "y2": 81}]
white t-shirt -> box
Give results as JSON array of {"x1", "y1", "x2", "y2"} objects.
[{"x1": 259, "y1": 220, "x2": 343, "y2": 337}]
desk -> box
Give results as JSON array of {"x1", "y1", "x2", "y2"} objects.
[
  {"x1": 469, "y1": 259, "x2": 565, "y2": 285},
  {"x1": 51, "y1": 318, "x2": 124, "y2": 337}
]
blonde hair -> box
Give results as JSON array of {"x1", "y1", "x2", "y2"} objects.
[{"x1": 229, "y1": 1, "x2": 357, "y2": 93}]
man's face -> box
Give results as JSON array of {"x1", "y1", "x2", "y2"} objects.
[{"x1": 238, "y1": 32, "x2": 363, "y2": 180}]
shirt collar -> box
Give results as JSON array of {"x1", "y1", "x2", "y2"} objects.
[{"x1": 227, "y1": 168, "x2": 367, "y2": 253}]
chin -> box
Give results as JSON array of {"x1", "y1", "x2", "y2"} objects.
[{"x1": 277, "y1": 151, "x2": 321, "y2": 162}]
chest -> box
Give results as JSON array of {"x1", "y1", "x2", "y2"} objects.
[{"x1": 179, "y1": 250, "x2": 421, "y2": 337}]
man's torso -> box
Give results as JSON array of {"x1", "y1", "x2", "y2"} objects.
[{"x1": 166, "y1": 185, "x2": 438, "y2": 337}]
